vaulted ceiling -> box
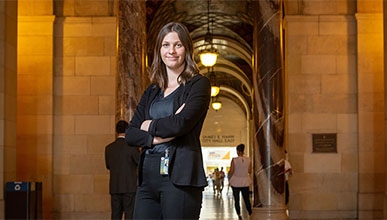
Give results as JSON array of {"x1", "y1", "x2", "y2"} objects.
[{"x1": 146, "y1": 0, "x2": 255, "y2": 114}]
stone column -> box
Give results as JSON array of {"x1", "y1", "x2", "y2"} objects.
[
  {"x1": 385, "y1": 1, "x2": 387, "y2": 218},
  {"x1": 117, "y1": 0, "x2": 147, "y2": 122},
  {"x1": 356, "y1": 10, "x2": 384, "y2": 220},
  {"x1": 251, "y1": 0, "x2": 288, "y2": 219},
  {"x1": 0, "y1": 1, "x2": 17, "y2": 218}
]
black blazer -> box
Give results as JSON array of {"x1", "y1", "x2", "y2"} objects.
[
  {"x1": 105, "y1": 138, "x2": 140, "y2": 193},
  {"x1": 125, "y1": 74, "x2": 211, "y2": 187}
]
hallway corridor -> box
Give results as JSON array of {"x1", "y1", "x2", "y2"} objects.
[{"x1": 200, "y1": 186, "x2": 251, "y2": 220}]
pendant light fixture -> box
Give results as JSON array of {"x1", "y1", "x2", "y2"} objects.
[
  {"x1": 211, "y1": 97, "x2": 222, "y2": 111},
  {"x1": 209, "y1": 68, "x2": 220, "y2": 97},
  {"x1": 199, "y1": 0, "x2": 218, "y2": 67}
]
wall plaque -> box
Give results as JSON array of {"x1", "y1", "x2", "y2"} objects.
[
  {"x1": 312, "y1": 133, "x2": 337, "y2": 153},
  {"x1": 201, "y1": 135, "x2": 235, "y2": 145}
]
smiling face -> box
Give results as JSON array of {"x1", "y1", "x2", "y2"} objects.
[{"x1": 160, "y1": 31, "x2": 186, "y2": 72}]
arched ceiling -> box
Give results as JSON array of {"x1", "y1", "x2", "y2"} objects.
[{"x1": 146, "y1": 0, "x2": 255, "y2": 115}]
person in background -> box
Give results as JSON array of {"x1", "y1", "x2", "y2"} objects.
[
  {"x1": 284, "y1": 150, "x2": 293, "y2": 205},
  {"x1": 219, "y1": 167, "x2": 225, "y2": 195},
  {"x1": 212, "y1": 169, "x2": 217, "y2": 193},
  {"x1": 125, "y1": 22, "x2": 211, "y2": 219},
  {"x1": 105, "y1": 120, "x2": 140, "y2": 220},
  {"x1": 228, "y1": 144, "x2": 252, "y2": 220},
  {"x1": 206, "y1": 173, "x2": 213, "y2": 191},
  {"x1": 213, "y1": 168, "x2": 221, "y2": 197}
]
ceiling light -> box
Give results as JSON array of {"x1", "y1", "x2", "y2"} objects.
[
  {"x1": 211, "y1": 99, "x2": 222, "y2": 111},
  {"x1": 200, "y1": 0, "x2": 218, "y2": 68},
  {"x1": 211, "y1": 85, "x2": 220, "y2": 97},
  {"x1": 208, "y1": 68, "x2": 220, "y2": 97},
  {"x1": 200, "y1": 51, "x2": 218, "y2": 67}
]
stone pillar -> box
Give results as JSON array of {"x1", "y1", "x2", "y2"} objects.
[
  {"x1": 0, "y1": 1, "x2": 17, "y2": 219},
  {"x1": 385, "y1": 1, "x2": 387, "y2": 218},
  {"x1": 117, "y1": 0, "x2": 147, "y2": 122},
  {"x1": 356, "y1": 11, "x2": 384, "y2": 220},
  {"x1": 17, "y1": 15, "x2": 55, "y2": 219},
  {"x1": 251, "y1": 0, "x2": 288, "y2": 219}
]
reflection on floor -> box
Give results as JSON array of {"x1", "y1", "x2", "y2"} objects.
[{"x1": 200, "y1": 186, "x2": 251, "y2": 220}]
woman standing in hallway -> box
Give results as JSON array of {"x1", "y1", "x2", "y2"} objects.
[
  {"x1": 125, "y1": 22, "x2": 211, "y2": 219},
  {"x1": 228, "y1": 143, "x2": 252, "y2": 220}
]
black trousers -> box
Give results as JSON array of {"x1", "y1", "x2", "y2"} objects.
[
  {"x1": 231, "y1": 186, "x2": 252, "y2": 216},
  {"x1": 110, "y1": 192, "x2": 136, "y2": 220},
  {"x1": 134, "y1": 153, "x2": 203, "y2": 220}
]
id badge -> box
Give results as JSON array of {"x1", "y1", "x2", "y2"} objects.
[
  {"x1": 160, "y1": 157, "x2": 169, "y2": 175},
  {"x1": 160, "y1": 149, "x2": 169, "y2": 175}
]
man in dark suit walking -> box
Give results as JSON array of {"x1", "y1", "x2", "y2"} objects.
[{"x1": 105, "y1": 120, "x2": 140, "y2": 220}]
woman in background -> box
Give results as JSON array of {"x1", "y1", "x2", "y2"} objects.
[{"x1": 228, "y1": 143, "x2": 252, "y2": 220}]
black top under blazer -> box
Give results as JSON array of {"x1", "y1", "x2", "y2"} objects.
[{"x1": 125, "y1": 74, "x2": 211, "y2": 188}]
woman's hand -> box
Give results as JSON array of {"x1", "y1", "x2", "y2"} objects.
[
  {"x1": 141, "y1": 120, "x2": 174, "y2": 144},
  {"x1": 175, "y1": 103, "x2": 185, "y2": 114},
  {"x1": 140, "y1": 120, "x2": 151, "y2": 132},
  {"x1": 153, "y1": 136, "x2": 175, "y2": 145}
]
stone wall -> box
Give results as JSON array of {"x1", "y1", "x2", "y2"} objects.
[
  {"x1": 285, "y1": 14, "x2": 358, "y2": 219},
  {"x1": 285, "y1": 0, "x2": 384, "y2": 219},
  {"x1": 52, "y1": 16, "x2": 116, "y2": 219}
]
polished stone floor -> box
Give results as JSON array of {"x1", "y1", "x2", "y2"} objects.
[{"x1": 200, "y1": 186, "x2": 251, "y2": 220}]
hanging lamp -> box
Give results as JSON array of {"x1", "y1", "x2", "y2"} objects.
[
  {"x1": 199, "y1": 0, "x2": 218, "y2": 67},
  {"x1": 211, "y1": 97, "x2": 222, "y2": 111},
  {"x1": 209, "y1": 68, "x2": 220, "y2": 97}
]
